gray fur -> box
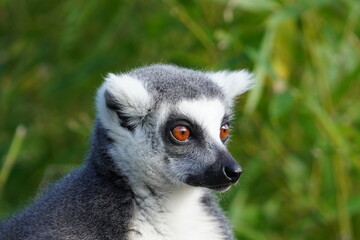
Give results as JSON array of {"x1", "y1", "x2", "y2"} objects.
[
  {"x1": 0, "y1": 64, "x2": 253, "y2": 240},
  {"x1": 0, "y1": 124, "x2": 134, "y2": 240},
  {"x1": 130, "y1": 64, "x2": 224, "y2": 103}
]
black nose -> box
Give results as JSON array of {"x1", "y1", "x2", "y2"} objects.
[
  {"x1": 184, "y1": 149, "x2": 242, "y2": 191},
  {"x1": 222, "y1": 163, "x2": 242, "y2": 184}
]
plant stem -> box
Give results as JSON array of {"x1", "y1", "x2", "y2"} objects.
[{"x1": 0, "y1": 125, "x2": 27, "y2": 198}]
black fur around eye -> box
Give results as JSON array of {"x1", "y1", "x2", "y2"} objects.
[{"x1": 163, "y1": 117, "x2": 205, "y2": 146}]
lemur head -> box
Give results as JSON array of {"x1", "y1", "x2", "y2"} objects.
[{"x1": 96, "y1": 64, "x2": 254, "y2": 192}]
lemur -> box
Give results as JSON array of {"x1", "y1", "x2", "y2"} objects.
[{"x1": 0, "y1": 64, "x2": 254, "y2": 240}]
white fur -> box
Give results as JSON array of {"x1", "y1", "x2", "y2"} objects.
[
  {"x1": 177, "y1": 99, "x2": 226, "y2": 145},
  {"x1": 206, "y1": 70, "x2": 254, "y2": 106},
  {"x1": 108, "y1": 128, "x2": 169, "y2": 191},
  {"x1": 128, "y1": 187, "x2": 223, "y2": 240},
  {"x1": 96, "y1": 73, "x2": 153, "y2": 134}
]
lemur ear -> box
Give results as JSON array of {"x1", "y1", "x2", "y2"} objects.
[
  {"x1": 206, "y1": 70, "x2": 254, "y2": 106},
  {"x1": 96, "y1": 73, "x2": 152, "y2": 131}
]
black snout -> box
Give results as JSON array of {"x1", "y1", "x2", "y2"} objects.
[
  {"x1": 185, "y1": 150, "x2": 242, "y2": 191},
  {"x1": 223, "y1": 162, "x2": 242, "y2": 184}
]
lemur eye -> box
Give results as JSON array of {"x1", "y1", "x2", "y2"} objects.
[
  {"x1": 171, "y1": 126, "x2": 191, "y2": 142},
  {"x1": 220, "y1": 123, "x2": 230, "y2": 140}
]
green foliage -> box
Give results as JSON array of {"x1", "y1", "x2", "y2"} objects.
[{"x1": 1, "y1": 0, "x2": 360, "y2": 239}]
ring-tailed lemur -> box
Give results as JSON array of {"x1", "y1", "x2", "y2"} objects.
[{"x1": 0, "y1": 64, "x2": 254, "y2": 240}]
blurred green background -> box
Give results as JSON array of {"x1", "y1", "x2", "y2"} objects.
[{"x1": 1, "y1": 0, "x2": 360, "y2": 239}]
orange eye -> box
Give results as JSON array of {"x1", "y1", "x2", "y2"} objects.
[
  {"x1": 171, "y1": 126, "x2": 191, "y2": 142},
  {"x1": 220, "y1": 124, "x2": 230, "y2": 140}
]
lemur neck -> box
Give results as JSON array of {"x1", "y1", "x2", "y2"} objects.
[
  {"x1": 129, "y1": 182, "x2": 206, "y2": 237},
  {"x1": 87, "y1": 122, "x2": 129, "y2": 183},
  {"x1": 132, "y1": 180, "x2": 202, "y2": 203}
]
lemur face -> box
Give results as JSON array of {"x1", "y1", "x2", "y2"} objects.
[
  {"x1": 96, "y1": 64, "x2": 254, "y2": 192},
  {"x1": 160, "y1": 98, "x2": 241, "y2": 192}
]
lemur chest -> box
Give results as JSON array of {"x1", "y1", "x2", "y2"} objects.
[{"x1": 127, "y1": 191, "x2": 223, "y2": 240}]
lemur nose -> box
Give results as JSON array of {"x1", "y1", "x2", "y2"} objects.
[{"x1": 222, "y1": 164, "x2": 242, "y2": 184}]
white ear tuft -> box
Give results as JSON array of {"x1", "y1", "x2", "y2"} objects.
[
  {"x1": 206, "y1": 70, "x2": 254, "y2": 105},
  {"x1": 96, "y1": 73, "x2": 152, "y2": 131}
]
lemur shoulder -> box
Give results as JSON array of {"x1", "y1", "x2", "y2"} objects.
[{"x1": 0, "y1": 64, "x2": 254, "y2": 240}]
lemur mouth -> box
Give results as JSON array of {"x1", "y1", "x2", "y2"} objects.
[
  {"x1": 186, "y1": 178, "x2": 234, "y2": 192},
  {"x1": 207, "y1": 183, "x2": 233, "y2": 192}
]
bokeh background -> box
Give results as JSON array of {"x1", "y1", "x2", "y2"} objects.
[{"x1": 1, "y1": 0, "x2": 360, "y2": 239}]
